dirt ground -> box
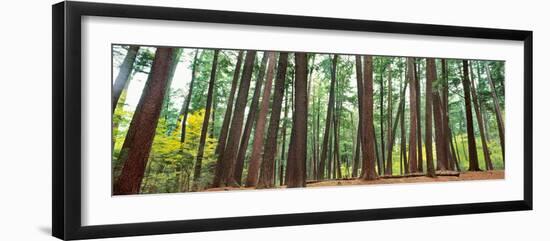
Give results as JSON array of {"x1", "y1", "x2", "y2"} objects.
[{"x1": 205, "y1": 170, "x2": 504, "y2": 192}]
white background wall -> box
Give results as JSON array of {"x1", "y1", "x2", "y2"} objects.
[{"x1": 0, "y1": 0, "x2": 547, "y2": 240}]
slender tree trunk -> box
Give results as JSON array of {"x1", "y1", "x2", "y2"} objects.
[
  {"x1": 113, "y1": 48, "x2": 177, "y2": 195},
  {"x1": 424, "y1": 58, "x2": 436, "y2": 177},
  {"x1": 180, "y1": 50, "x2": 201, "y2": 143},
  {"x1": 217, "y1": 51, "x2": 257, "y2": 187},
  {"x1": 385, "y1": 61, "x2": 393, "y2": 175},
  {"x1": 379, "y1": 59, "x2": 386, "y2": 175},
  {"x1": 245, "y1": 52, "x2": 277, "y2": 187},
  {"x1": 400, "y1": 99, "x2": 408, "y2": 175},
  {"x1": 352, "y1": 121, "x2": 361, "y2": 177},
  {"x1": 279, "y1": 85, "x2": 290, "y2": 186},
  {"x1": 462, "y1": 60, "x2": 481, "y2": 171},
  {"x1": 191, "y1": 50, "x2": 219, "y2": 190},
  {"x1": 234, "y1": 53, "x2": 269, "y2": 184},
  {"x1": 113, "y1": 45, "x2": 139, "y2": 112},
  {"x1": 407, "y1": 58, "x2": 419, "y2": 173},
  {"x1": 286, "y1": 52, "x2": 308, "y2": 188},
  {"x1": 414, "y1": 60, "x2": 423, "y2": 172},
  {"x1": 319, "y1": 55, "x2": 338, "y2": 180},
  {"x1": 485, "y1": 63, "x2": 505, "y2": 166},
  {"x1": 362, "y1": 56, "x2": 378, "y2": 180},
  {"x1": 441, "y1": 59, "x2": 453, "y2": 170},
  {"x1": 315, "y1": 90, "x2": 321, "y2": 178},
  {"x1": 470, "y1": 62, "x2": 493, "y2": 170},
  {"x1": 212, "y1": 51, "x2": 244, "y2": 186},
  {"x1": 257, "y1": 53, "x2": 289, "y2": 188}
]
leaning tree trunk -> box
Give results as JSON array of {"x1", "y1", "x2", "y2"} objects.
[
  {"x1": 485, "y1": 63, "x2": 505, "y2": 166},
  {"x1": 113, "y1": 47, "x2": 177, "y2": 195},
  {"x1": 113, "y1": 45, "x2": 140, "y2": 112},
  {"x1": 286, "y1": 52, "x2": 308, "y2": 187},
  {"x1": 470, "y1": 62, "x2": 493, "y2": 170},
  {"x1": 234, "y1": 53, "x2": 269, "y2": 184},
  {"x1": 424, "y1": 58, "x2": 436, "y2": 177},
  {"x1": 407, "y1": 58, "x2": 419, "y2": 173},
  {"x1": 318, "y1": 55, "x2": 338, "y2": 180},
  {"x1": 462, "y1": 60, "x2": 481, "y2": 171},
  {"x1": 245, "y1": 52, "x2": 277, "y2": 187},
  {"x1": 362, "y1": 56, "x2": 378, "y2": 180},
  {"x1": 191, "y1": 50, "x2": 219, "y2": 190},
  {"x1": 180, "y1": 49, "x2": 201, "y2": 143},
  {"x1": 216, "y1": 51, "x2": 257, "y2": 187},
  {"x1": 212, "y1": 51, "x2": 244, "y2": 187},
  {"x1": 257, "y1": 53, "x2": 289, "y2": 189}
]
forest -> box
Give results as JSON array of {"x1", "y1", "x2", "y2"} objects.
[{"x1": 111, "y1": 45, "x2": 505, "y2": 195}]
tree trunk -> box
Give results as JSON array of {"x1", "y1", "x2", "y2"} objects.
[
  {"x1": 212, "y1": 51, "x2": 244, "y2": 186},
  {"x1": 470, "y1": 62, "x2": 493, "y2": 170},
  {"x1": 245, "y1": 52, "x2": 277, "y2": 187},
  {"x1": 234, "y1": 53, "x2": 269, "y2": 184},
  {"x1": 113, "y1": 45, "x2": 139, "y2": 112},
  {"x1": 379, "y1": 59, "x2": 386, "y2": 175},
  {"x1": 113, "y1": 47, "x2": 177, "y2": 195},
  {"x1": 319, "y1": 55, "x2": 338, "y2": 180},
  {"x1": 424, "y1": 58, "x2": 436, "y2": 177},
  {"x1": 385, "y1": 61, "x2": 393, "y2": 175},
  {"x1": 407, "y1": 58, "x2": 419, "y2": 173},
  {"x1": 216, "y1": 51, "x2": 257, "y2": 187},
  {"x1": 279, "y1": 85, "x2": 290, "y2": 186},
  {"x1": 191, "y1": 50, "x2": 219, "y2": 190},
  {"x1": 462, "y1": 60, "x2": 481, "y2": 171},
  {"x1": 361, "y1": 56, "x2": 378, "y2": 180},
  {"x1": 180, "y1": 49, "x2": 201, "y2": 143},
  {"x1": 257, "y1": 53, "x2": 289, "y2": 188},
  {"x1": 414, "y1": 60, "x2": 423, "y2": 172},
  {"x1": 286, "y1": 53, "x2": 308, "y2": 187},
  {"x1": 352, "y1": 121, "x2": 361, "y2": 177},
  {"x1": 485, "y1": 63, "x2": 505, "y2": 166},
  {"x1": 441, "y1": 59, "x2": 454, "y2": 171}
]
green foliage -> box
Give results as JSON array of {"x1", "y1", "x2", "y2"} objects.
[{"x1": 139, "y1": 109, "x2": 217, "y2": 194}]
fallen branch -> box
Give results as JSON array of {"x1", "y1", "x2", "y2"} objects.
[{"x1": 306, "y1": 171, "x2": 461, "y2": 183}]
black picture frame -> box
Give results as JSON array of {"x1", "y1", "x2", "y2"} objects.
[{"x1": 52, "y1": 1, "x2": 533, "y2": 240}]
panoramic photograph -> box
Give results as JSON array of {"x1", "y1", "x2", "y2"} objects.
[{"x1": 111, "y1": 45, "x2": 505, "y2": 195}]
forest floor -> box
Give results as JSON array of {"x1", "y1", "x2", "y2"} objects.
[{"x1": 205, "y1": 170, "x2": 504, "y2": 192}]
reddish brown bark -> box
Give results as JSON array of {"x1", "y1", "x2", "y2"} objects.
[
  {"x1": 245, "y1": 52, "x2": 277, "y2": 187},
  {"x1": 286, "y1": 52, "x2": 308, "y2": 188},
  {"x1": 440, "y1": 59, "x2": 454, "y2": 170},
  {"x1": 113, "y1": 47, "x2": 176, "y2": 195},
  {"x1": 257, "y1": 53, "x2": 289, "y2": 188},
  {"x1": 234, "y1": 53, "x2": 269, "y2": 184},
  {"x1": 212, "y1": 51, "x2": 244, "y2": 187},
  {"x1": 462, "y1": 60, "x2": 481, "y2": 171},
  {"x1": 407, "y1": 58, "x2": 418, "y2": 173},
  {"x1": 425, "y1": 58, "x2": 436, "y2": 177},
  {"x1": 414, "y1": 60, "x2": 423, "y2": 172},
  {"x1": 362, "y1": 56, "x2": 378, "y2": 180},
  {"x1": 217, "y1": 51, "x2": 257, "y2": 187}
]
